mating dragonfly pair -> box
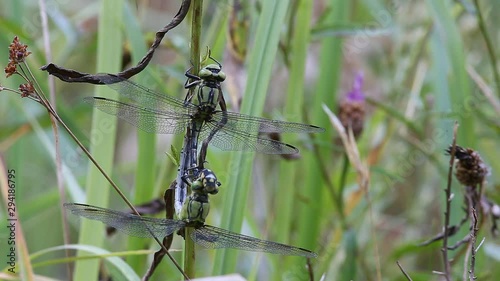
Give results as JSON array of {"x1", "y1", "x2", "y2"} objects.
[{"x1": 67, "y1": 57, "x2": 322, "y2": 258}]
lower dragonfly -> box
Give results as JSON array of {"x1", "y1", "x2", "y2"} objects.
[{"x1": 64, "y1": 171, "x2": 316, "y2": 259}]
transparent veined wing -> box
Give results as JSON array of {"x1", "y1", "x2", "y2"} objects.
[
  {"x1": 64, "y1": 203, "x2": 186, "y2": 239},
  {"x1": 209, "y1": 110, "x2": 325, "y2": 134},
  {"x1": 195, "y1": 110, "x2": 324, "y2": 154},
  {"x1": 199, "y1": 121, "x2": 300, "y2": 154},
  {"x1": 97, "y1": 74, "x2": 197, "y2": 113},
  {"x1": 190, "y1": 225, "x2": 317, "y2": 258},
  {"x1": 84, "y1": 97, "x2": 192, "y2": 134},
  {"x1": 88, "y1": 74, "x2": 198, "y2": 134}
]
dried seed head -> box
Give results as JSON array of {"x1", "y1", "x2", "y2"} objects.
[
  {"x1": 4, "y1": 61, "x2": 17, "y2": 77},
  {"x1": 339, "y1": 100, "x2": 365, "y2": 137},
  {"x1": 339, "y1": 72, "x2": 365, "y2": 138},
  {"x1": 8, "y1": 36, "x2": 31, "y2": 64},
  {"x1": 19, "y1": 82, "x2": 36, "y2": 98},
  {"x1": 5, "y1": 37, "x2": 31, "y2": 78},
  {"x1": 446, "y1": 145, "x2": 489, "y2": 187}
]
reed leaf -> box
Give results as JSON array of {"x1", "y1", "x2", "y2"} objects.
[{"x1": 72, "y1": 1, "x2": 123, "y2": 280}]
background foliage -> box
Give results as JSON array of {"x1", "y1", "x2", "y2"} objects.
[{"x1": 1, "y1": 0, "x2": 499, "y2": 280}]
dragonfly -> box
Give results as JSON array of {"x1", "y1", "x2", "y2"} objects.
[
  {"x1": 86, "y1": 59, "x2": 324, "y2": 157},
  {"x1": 65, "y1": 171, "x2": 316, "y2": 258}
]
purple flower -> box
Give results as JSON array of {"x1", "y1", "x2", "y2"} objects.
[
  {"x1": 338, "y1": 71, "x2": 366, "y2": 138},
  {"x1": 346, "y1": 72, "x2": 365, "y2": 102}
]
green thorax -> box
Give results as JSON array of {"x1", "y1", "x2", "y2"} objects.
[
  {"x1": 178, "y1": 169, "x2": 220, "y2": 223},
  {"x1": 179, "y1": 192, "x2": 210, "y2": 224}
]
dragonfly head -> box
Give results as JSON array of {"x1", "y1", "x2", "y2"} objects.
[
  {"x1": 199, "y1": 168, "x2": 221, "y2": 194},
  {"x1": 199, "y1": 64, "x2": 226, "y2": 82}
]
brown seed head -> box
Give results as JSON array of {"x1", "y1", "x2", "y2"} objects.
[
  {"x1": 338, "y1": 72, "x2": 365, "y2": 138},
  {"x1": 339, "y1": 100, "x2": 365, "y2": 138},
  {"x1": 19, "y1": 82, "x2": 36, "y2": 98},
  {"x1": 446, "y1": 145, "x2": 489, "y2": 187},
  {"x1": 8, "y1": 36, "x2": 31, "y2": 64},
  {"x1": 4, "y1": 61, "x2": 17, "y2": 77}
]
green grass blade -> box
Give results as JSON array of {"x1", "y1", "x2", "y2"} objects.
[
  {"x1": 32, "y1": 245, "x2": 141, "y2": 281},
  {"x1": 11, "y1": 100, "x2": 86, "y2": 202},
  {"x1": 72, "y1": 1, "x2": 124, "y2": 280},
  {"x1": 122, "y1": 3, "x2": 157, "y2": 273},
  {"x1": 272, "y1": 0, "x2": 313, "y2": 278},
  {"x1": 294, "y1": 0, "x2": 350, "y2": 277},
  {"x1": 426, "y1": 0, "x2": 473, "y2": 146},
  {"x1": 212, "y1": 0, "x2": 291, "y2": 275}
]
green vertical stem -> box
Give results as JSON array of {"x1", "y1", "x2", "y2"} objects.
[
  {"x1": 337, "y1": 153, "x2": 349, "y2": 225},
  {"x1": 212, "y1": 0, "x2": 290, "y2": 275},
  {"x1": 273, "y1": 0, "x2": 312, "y2": 279},
  {"x1": 189, "y1": 0, "x2": 203, "y2": 74},
  {"x1": 183, "y1": 227, "x2": 196, "y2": 278},
  {"x1": 73, "y1": 1, "x2": 123, "y2": 281},
  {"x1": 184, "y1": 0, "x2": 203, "y2": 278},
  {"x1": 295, "y1": 0, "x2": 349, "y2": 276}
]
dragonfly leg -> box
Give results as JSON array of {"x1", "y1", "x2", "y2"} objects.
[
  {"x1": 184, "y1": 67, "x2": 201, "y2": 104},
  {"x1": 209, "y1": 54, "x2": 221, "y2": 68},
  {"x1": 184, "y1": 67, "x2": 201, "y2": 89},
  {"x1": 181, "y1": 165, "x2": 202, "y2": 187},
  {"x1": 198, "y1": 139, "x2": 210, "y2": 169},
  {"x1": 198, "y1": 97, "x2": 228, "y2": 166},
  {"x1": 180, "y1": 173, "x2": 192, "y2": 186}
]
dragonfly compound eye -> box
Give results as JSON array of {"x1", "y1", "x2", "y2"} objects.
[
  {"x1": 200, "y1": 169, "x2": 219, "y2": 194},
  {"x1": 198, "y1": 67, "x2": 213, "y2": 78},
  {"x1": 204, "y1": 64, "x2": 221, "y2": 72},
  {"x1": 199, "y1": 64, "x2": 226, "y2": 82},
  {"x1": 200, "y1": 168, "x2": 213, "y2": 178},
  {"x1": 215, "y1": 70, "x2": 226, "y2": 82}
]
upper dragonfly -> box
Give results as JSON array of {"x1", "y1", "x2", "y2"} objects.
[
  {"x1": 86, "y1": 59, "x2": 324, "y2": 157},
  {"x1": 65, "y1": 169, "x2": 316, "y2": 258}
]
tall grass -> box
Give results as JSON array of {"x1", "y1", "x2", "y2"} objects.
[{"x1": 272, "y1": 0, "x2": 313, "y2": 280}]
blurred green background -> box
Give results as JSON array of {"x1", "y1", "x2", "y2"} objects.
[{"x1": 1, "y1": 0, "x2": 499, "y2": 280}]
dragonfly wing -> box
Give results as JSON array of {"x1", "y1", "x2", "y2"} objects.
[
  {"x1": 210, "y1": 111, "x2": 325, "y2": 133},
  {"x1": 85, "y1": 97, "x2": 191, "y2": 134},
  {"x1": 97, "y1": 74, "x2": 198, "y2": 113},
  {"x1": 200, "y1": 122, "x2": 299, "y2": 154},
  {"x1": 190, "y1": 225, "x2": 317, "y2": 258},
  {"x1": 64, "y1": 203, "x2": 185, "y2": 239}
]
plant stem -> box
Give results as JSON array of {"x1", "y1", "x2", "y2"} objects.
[
  {"x1": 183, "y1": 0, "x2": 203, "y2": 278},
  {"x1": 442, "y1": 122, "x2": 459, "y2": 281}
]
